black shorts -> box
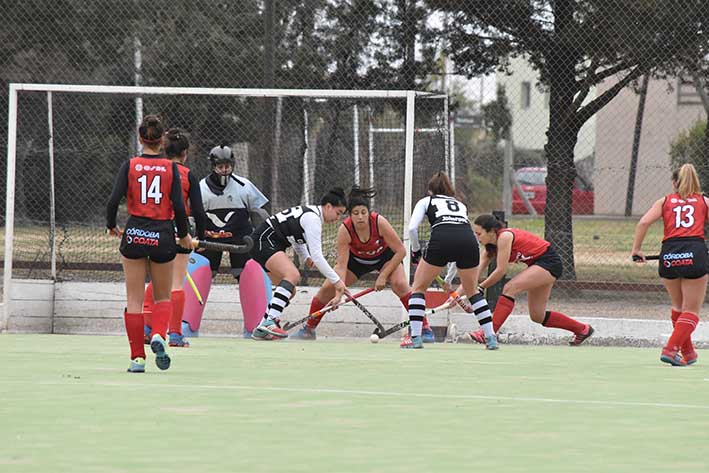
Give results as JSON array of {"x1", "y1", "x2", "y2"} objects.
[
  {"x1": 658, "y1": 238, "x2": 708, "y2": 280},
  {"x1": 424, "y1": 224, "x2": 480, "y2": 269},
  {"x1": 120, "y1": 216, "x2": 176, "y2": 264},
  {"x1": 531, "y1": 245, "x2": 563, "y2": 279},
  {"x1": 249, "y1": 222, "x2": 290, "y2": 271},
  {"x1": 347, "y1": 248, "x2": 396, "y2": 279},
  {"x1": 201, "y1": 234, "x2": 253, "y2": 273}
]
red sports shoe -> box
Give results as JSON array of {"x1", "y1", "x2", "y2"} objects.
[
  {"x1": 682, "y1": 348, "x2": 698, "y2": 365},
  {"x1": 467, "y1": 329, "x2": 486, "y2": 344},
  {"x1": 660, "y1": 346, "x2": 687, "y2": 366},
  {"x1": 252, "y1": 319, "x2": 288, "y2": 339}
]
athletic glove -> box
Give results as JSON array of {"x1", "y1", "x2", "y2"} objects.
[{"x1": 411, "y1": 249, "x2": 422, "y2": 264}]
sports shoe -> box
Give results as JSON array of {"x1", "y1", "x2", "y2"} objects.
[
  {"x1": 467, "y1": 329, "x2": 486, "y2": 344},
  {"x1": 150, "y1": 334, "x2": 171, "y2": 370},
  {"x1": 143, "y1": 325, "x2": 151, "y2": 345},
  {"x1": 485, "y1": 333, "x2": 499, "y2": 350},
  {"x1": 182, "y1": 321, "x2": 199, "y2": 338},
  {"x1": 682, "y1": 348, "x2": 698, "y2": 365},
  {"x1": 127, "y1": 357, "x2": 146, "y2": 373},
  {"x1": 292, "y1": 326, "x2": 317, "y2": 340},
  {"x1": 400, "y1": 334, "x2": 423, "y2": 349},
  {"x1": 660, "y1": 346, "x2": 687, "y2": 367},
  {"x1": 168, "y1": 333, "x2": 190, "y2": 348},
  {"x1": 252, "y1": 318, "x2": 288, "y2": 340},
  {"x1": 569, "y1": 325, "x2": 594, "y2": 346},
  {"x1": 421, "y1": 326, "x2": 435, "y2": 343}
]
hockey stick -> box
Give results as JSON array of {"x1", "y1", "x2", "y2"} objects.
[
  {"x1": 350, "y1": 297, "x2": 386, "y2": 337},
  {"x1": 185, "y1": 272, "x2": 203, "y2": 306},
  {"x1": 434, "y1": 275, "x2": 473, "y2": 313},
  {"x1": 632, "y1": 254, "x2": 659, "y2": 261},
  {"x1": 282, "y1": 287, "x2": 375, "y2": 331},
  {"x1": 377, "y1": 298, "x2": 458, "y2": 339},
  {"x1": 191, "y1": 235, "x2": 253, "y2": 254}
]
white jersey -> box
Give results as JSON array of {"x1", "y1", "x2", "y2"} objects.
[
  {"x1": 409, "y1": 195, "x2": 469, "y2": 252},
  {"x1": 199, "y1": 174, "x2": 268, "y2": 239},
  {"x1": 268, "y1": 205, "x2": 340, "y2": 284}
]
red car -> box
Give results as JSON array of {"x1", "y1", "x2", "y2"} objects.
[{"x1": 512, "y1": 167, "x2": 594, "y2": 215}]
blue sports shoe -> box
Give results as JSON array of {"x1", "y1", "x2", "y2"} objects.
[
  {"x1": 169, "y1": 333, "x2": 190, "y2": 348},
  {"x1": 143, "y1": 325, "x2": 152, "y2": 345},
  {"x1": 127, "y1": 357, "x2": 146, "y2": 373},
  {"x1": 150, "y1": 334, "x2": 171, "y2": 370},
  {"x1": 422, "y1": 326, "x2": 435, "y2": 343},
  {"x1": 292, "y1": 326, "x2": 317, "y2": 340},
  {"x1": 485, "y1": 333, "x2": 499, "y2": 350},
  {"x1": 401, "y1": 334, "x2": 424, "y2": 349},
  {"x1": 182, "y1": 321, "x2": 199, "y2": 338}
]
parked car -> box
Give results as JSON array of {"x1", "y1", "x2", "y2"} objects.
[{"x1": 512, "y1": 167, "x2": 594, "y2": 215}]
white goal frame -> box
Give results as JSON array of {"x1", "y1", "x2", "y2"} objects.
[{"x1": 2, "y1": 83, "x2": 448, "y2": 330}]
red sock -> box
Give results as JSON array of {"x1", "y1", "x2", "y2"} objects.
[
  {"x1": 306, "y1": 297, "x2": 328, "y2": 329},
  {"x1": 542, "y1": 310, "x2": 587, "y2": 334},
  {"x1": 666, "y1": 312, "x2": 699, "y2": 351},
  {"x1": 150, "y1": 301, "x2": 172, "y2": 339},
  {"x1": 124, "y1": 311, "x2": 146, "y2": 359},
  {"x1": 670, "y1": 308, "x2": 694, "y2": 354},
  {"x1": 143, "y1": 283, "x2": 154, "y2": 328},
  {"x1": 492, "y1": 295, "x2": 515, "y2": 332},
  {"x1": 400, "y1": 292, "x2": 429, "y2": 327},
  {"x1": 169, "y1": 289, "x2": 185, "y2": 335},
  {"x1": 671, "y1": 308, "x2": 681, "y2": 327},
  {"x1": 399, "y1": 292, "x2": 411, "y2": 309}
]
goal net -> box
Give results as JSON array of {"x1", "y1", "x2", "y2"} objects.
[{"x1": 2, "y1": 84, "x2": 449, "y2": 325}]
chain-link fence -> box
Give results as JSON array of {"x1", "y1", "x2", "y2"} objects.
[
  {"x1": 2, "y1": 1, "x2": 709, "y2": 306},
  {"x1": 5, "y1": 87, "x2": 448, "y2": 287}
]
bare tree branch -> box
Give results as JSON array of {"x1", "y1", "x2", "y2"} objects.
[{"x1": 575, "y1": 65, "x2": 645, "y2": 126}]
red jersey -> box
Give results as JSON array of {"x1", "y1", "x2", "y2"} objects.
[
  {"x1": 126, "y1": 156, "x2": 176, "y2": 220},
  {"x1": 498, "y1": 228, "x2": 550, "y2": 265},
  {"x1": 176, "y1": 162, "x2": 191, "y2": 216},
  {"x1": 343, "y1": 211, "x2": 388, "y2": 260},
  {"x1": 662, "y1": 193, "x2": 707, "y2": 241}
]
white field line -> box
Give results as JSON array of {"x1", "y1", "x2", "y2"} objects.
[{"x1": 41, "y1": 381, "x2": 709, "y2": 410}]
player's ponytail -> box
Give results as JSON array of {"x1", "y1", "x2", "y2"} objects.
[
  {"x1": 474, "y1": 214, "x2": 505, "y2": 257},
  {"x1": 673, "y1": 163, "x2": 702, "y2": 199},
  {"x1": 347, "y1": 185, "x2": 376, "y2": 212},
  {"x1": 427, "y1": 171, "x2": 455, "y2": 197},
  {"x1": 139, "y1": 114, "x2": 164, "y2": 144},
  {"x1": 164, "y1": 128, "x2": 189, "y2": 159},
  {"x1": 321, "y1": 187, "x2": 347, "y2": 208}
]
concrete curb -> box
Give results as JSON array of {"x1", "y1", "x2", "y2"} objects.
[{"x1": 4, "y1": 280, "x2": 708, "y2": 348}]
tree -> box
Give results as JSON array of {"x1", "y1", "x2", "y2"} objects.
[
  {"x1": 669, "y1": 120, "x2": 709, "y2": 189},
  {"x1": 427, "y1": 0, "x2": 709, "y2": 278}
]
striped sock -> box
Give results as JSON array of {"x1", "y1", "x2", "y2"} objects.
[
  {"x1": 469, "y1": 293, "x2": 494, "y2": 338},
  {"x1": 408, "y1": 292, "x2": 425, "y2": 337},
  {"x1": 267, "y1": 280, "x2": 295, "y2": 321}
]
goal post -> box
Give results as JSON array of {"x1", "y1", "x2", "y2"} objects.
[{"x1": 2, "y1": 83, "x2": 449, "y2": 331}]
